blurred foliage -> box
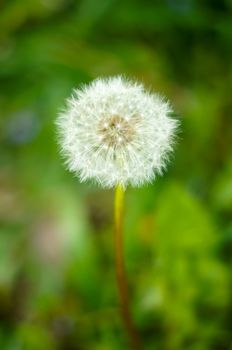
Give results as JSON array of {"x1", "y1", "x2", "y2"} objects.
[{"x1": 0, "y1": 0, "x2": 232, "y2": 349}]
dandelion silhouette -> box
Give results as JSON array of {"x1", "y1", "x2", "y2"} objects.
[{"x1": 56, "y1": 76, "x2": 178, "y2": 349}]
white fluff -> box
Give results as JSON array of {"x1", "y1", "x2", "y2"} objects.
[{"x1": 56, "y1": 76, "x2": 178, "y2": 188}]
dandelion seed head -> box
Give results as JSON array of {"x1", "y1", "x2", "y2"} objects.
[{"x1": 56, "y1": 76, "x2": 178, "y2": 188}]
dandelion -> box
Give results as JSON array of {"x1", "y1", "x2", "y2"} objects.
[
  {"x1": 56, "y1": 76, "x2": 178, "y2": 350},
  {"x1": 56, "y1": 76, "x2": 178, "y2": 188}
]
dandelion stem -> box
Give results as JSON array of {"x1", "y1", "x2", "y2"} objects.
[{"x1": 114, "y1": 184, "x2": 141, "y2": 350}]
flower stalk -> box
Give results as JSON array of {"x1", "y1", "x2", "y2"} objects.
[{"x1": 114, "y1": 185, "x2": 141, "y2": 350}]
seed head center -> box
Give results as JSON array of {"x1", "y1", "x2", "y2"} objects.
[{"x1": 98, "y1": 115, "x2": 134, "y2": 148}]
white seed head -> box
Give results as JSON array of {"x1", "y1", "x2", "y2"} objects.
[{"x1": 56, "y1": 76, "x2": 178, "y2": 188}]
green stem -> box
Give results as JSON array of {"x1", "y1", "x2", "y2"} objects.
[{"x1": 114, "y1": 184, "x2": 141, "y2": 350}]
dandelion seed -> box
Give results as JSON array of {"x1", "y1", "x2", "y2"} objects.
[{"x1": 56, "y1": 76, "x2": 178, "y2": 188}]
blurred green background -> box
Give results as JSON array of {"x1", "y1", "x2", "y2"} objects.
[{"x1": 0, "y1": 0, "x2": 232, "y2": 349}]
